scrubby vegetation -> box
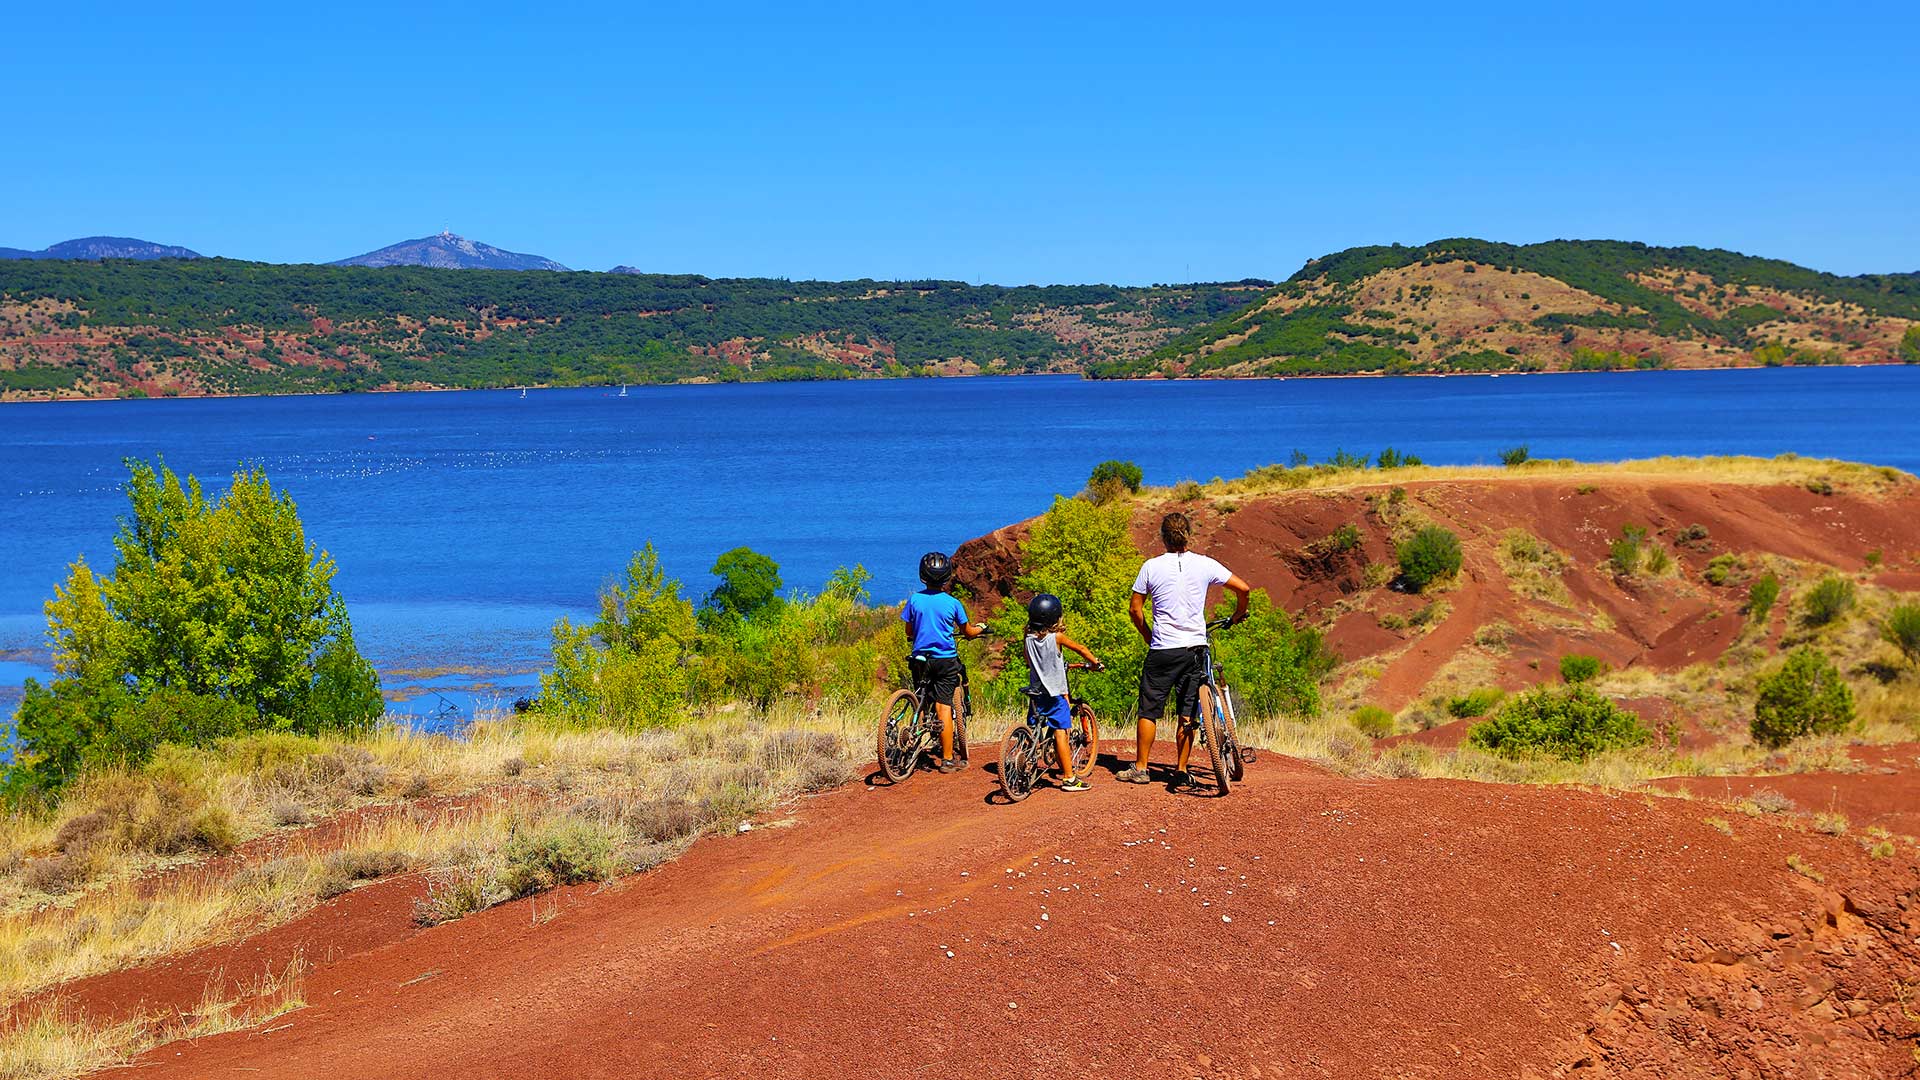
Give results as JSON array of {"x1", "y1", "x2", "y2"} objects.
[
  {"x1": 1396, "y1": 526, "x2": 1463, "y2": 593},
  {"x1": 1465, "y1": 685, "x2": 1651, "y2": 761},
  {"x1": 1559, "y1": 654, "x2": 1607, "y2": 684},
  {"x1": 1751, "y1": 647, "x2": 1855, "y2": 748},
  {"x1": 1800, "y1": 575, "x2": 1856, "y2": 627},
  {"x1": 1885, "y1": 603, "x2": 1920, "y2": 666},
  {"x1": 1747, "y1": 572, "x2": 1781, "y2": 624},
  {"x1": 8, "y1": 462, "x2": 382, "y2": 799}
]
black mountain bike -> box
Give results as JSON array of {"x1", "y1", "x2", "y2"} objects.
[
  {"x1": 998, "y1": 663, "x2": 1102, "y2": 803},
  {"x1": 876, "y1": 652, "x2": 971, "y2": 783},
  {"x1": 1192, "y1": 617, "x2": 1254, "y2": 796}
]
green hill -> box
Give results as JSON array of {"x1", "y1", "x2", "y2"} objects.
[
  {"x1": 3, "y1": 240, "x2": 1916, "y2": 400},
  {"x1": 1091, "y1": 239, "x2": 1920, "y2": 378}
]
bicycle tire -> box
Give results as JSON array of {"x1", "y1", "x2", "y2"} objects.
[
  {"x1": 877, "y1": 689, "x2": 922, "y2": 783},
  {"x1": 1198, "y1": 705, "x2": 1232, "y2": 797},
  {"x1": 1000, "y1": 724, "x2": 1036, "y2": 802},
  {"x1": 1070, "y1": 702, "x2": 1100, "y2": 779},
  {"x1": 1202, "y1": 684, "x2": 1245, "y2": 783},
  {"x1": 951, "y1": 687, "x2": 969, "y2": 763},
  {"x1": 1220, "y1": 682, "x2": 1254, "y2": 765}
]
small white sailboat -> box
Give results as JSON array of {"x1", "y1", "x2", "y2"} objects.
[
  {"x1": 618, "y1": 384, "x2": 628, "y2": 397},
  {"x1": 519, "y1": 386, "x2": 527, "y2": 398}
]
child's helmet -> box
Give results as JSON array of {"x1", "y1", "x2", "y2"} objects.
[
  {"x1": 918, "y1": 551, "x2": 953, "y2": 587},
  {"x1": 1027, "y1": 592, "x2": 1063, "y2": 629}
]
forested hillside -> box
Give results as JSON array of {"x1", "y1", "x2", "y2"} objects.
[
  {"x1": 0, "y1": 260, "x2": 1259, "y2": 398},
  {"x1": 1097, "y1": 239, "x2": 1920, "y2": 378},
  {"x1": 4, "y1": 239, "x2": 1917, "y2": 400}
]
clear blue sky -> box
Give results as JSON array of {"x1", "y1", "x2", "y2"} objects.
[{"x1": 4, "y1": 2, "x2": 1915, "y2": 283}]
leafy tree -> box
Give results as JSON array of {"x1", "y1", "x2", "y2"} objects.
[
  {"x1": 1466, "y1": 685, "x2": 1650, "y2": 761},
  {"x1": 1397, "y1": 526, "x2": 1463, "y2": 592},
  {"x1": 1210, "y1": 591, "x2": 1337, "y2": 718},
  {"x1": 1751, "y1": 647, "x2": 1854, "y2": 748},
  {"x1": 1902, "y1": 325, "x2": 1920, "y2": 364},
  {"x1": 1088, "y1": 460, "x2": 1144, "y2": 493},
  {"x1": 8, "y1": 461, "x2": 380, "y2": 794},
  {"x1": 1746, "y1": 572, "x2": 1781, "y2": 624},
  {"x1": 705, "y1": 547, "x2": 784, "y2": 621}
]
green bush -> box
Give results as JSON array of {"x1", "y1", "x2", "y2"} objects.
[
  {"x1": 1800, "y1": 575, "x2": 1856, "y2": 627},
  {"x1": 1445, "y1": 688, "x2": 1504, "y2": 719},
  {"x1": 1644, "y1": 544, "x2": 1673, "y2": 575},
  {"x1": 8, "y1": 461, "x2": 381, "y2": 795},
  {"x1": 1901, "y1": 325, "x2": 1920, "y2": 363},
  {"x1": 1558, "y1": 654, "x2": 1607, "y2": 684},
  {"x1": 1351, "y1": 705, "x2": 1394, "y2": 738},
  {"x1": 1703, "y1": 553, "x2": 1741, "y2": 586},
  {"x1": 498, "y1": 816, "x2": 619, "y2": 898},
  {"x1": 1466, "y1": 685, "x2": 1651, "y2": 761},
  {"x1": 1746, "y1": 572, "x2": 1780, "y2": 624},
  {"x1": 1882, "y1": 603, "x2": 1920, "y2": 666},
  {"x1": 704, "y1": 546, "x2": 783, "y2": 621},
  {"x1": 1498, "y1": 445, "x2": 1530, "y2": 467},
  {"x1": 1088, "y1": 459, "x2": 1144, "y2": 494},
  {"x1": 1751, "y1": 647, "x2": 1855, "y2": 748},
  {"x1": 1396, "y1": 526, "x2": 1463, "y2": 592},
  {"x1": 1327, "y1": 523, "x2": 1362, "y2": 553},
  {"x1": 1210, "y1": 592, "x2": 1338, "y2": 719},
  {"x1": 1608, "y1": 525, "x2": 1646, "y2": 577}
]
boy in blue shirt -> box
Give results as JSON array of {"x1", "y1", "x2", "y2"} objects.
[{"x1": 901, "y1": 551, "x2": 990, "y2": 772}]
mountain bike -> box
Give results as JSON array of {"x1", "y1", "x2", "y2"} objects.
[
  {"x1": 1192, "y1": 617, "x2": 1254, "y2": 796},
  {"x1": 875, "y1": 652, "x2": 972, "y2": 783},
  {"x1": 998, "y1": 663, "x2": 1103, "y2": 803}
]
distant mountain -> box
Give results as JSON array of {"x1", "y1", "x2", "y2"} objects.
[
  {"x1": 332, "y1": 231, "x2": 568, "y2": 271},
  {"x1": 609, "y1": 265, "x2": 644, "y2": 275},
  {"x1": 0, "y1": 236, "x2": 202, "y2": 261}
]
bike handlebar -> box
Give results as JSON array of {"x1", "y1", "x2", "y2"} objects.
[
  {"x1": 1206, "y1": 617, "x2": 1239, "y2": 632},
  {"x1": 1067, "y1": 662, "x2": 1104, "y2": 672}
]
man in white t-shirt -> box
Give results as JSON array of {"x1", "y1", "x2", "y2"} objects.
[{"x1": 1118, "y1": 511, "x2": 1250, "y2": 788}]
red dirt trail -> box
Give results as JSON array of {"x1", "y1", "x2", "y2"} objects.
[{"x1": 101, "y1": 747, "x2": 1920, "y2": 1080}]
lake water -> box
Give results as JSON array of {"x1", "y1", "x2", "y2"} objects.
[{"x1": 3, "y1": 367, "x2": 1917, "y2": 723}]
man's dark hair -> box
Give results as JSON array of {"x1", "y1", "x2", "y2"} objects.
[{"x1": 1159, "y1": 512, "x2": 1192, "y2": 552}]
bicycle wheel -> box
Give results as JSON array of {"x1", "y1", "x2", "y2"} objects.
[
  {"x1": 999, "y1": 724, "x2": 1037, "y2": 802},
  {"x1": 1220, "y1": 681, "x2": 1254, "y2": 765},
  {"x1": 877, "y1": 689, "x2": 922, "y2": 783},
  {"x1": 1200, "y1": 684, "x2": 1244, "y2": 783},
  {"x1": 951, "y1": 687, "x2": 969, "y2": 763},
  {"x1": 1070, "y1": 703, "x2": 1100, "y2": 779},
  {"x1": 1198, "y1": 707, "x2": 1231, "y2": 797}
]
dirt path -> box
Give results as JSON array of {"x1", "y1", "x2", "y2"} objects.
[{"x1": 91, "y1": 742, "x2": 1920, "y2": 1080}]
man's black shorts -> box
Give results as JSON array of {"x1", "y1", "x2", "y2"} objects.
[
  {"x1": 1137, "y1": 646, "x2": 1206, "y2": 720},
  {"x1": 909, "y1": 654, "x2": 965, "y2": 708}
]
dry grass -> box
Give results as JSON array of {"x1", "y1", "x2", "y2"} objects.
[
  {"x1": 0, "y1": 954, "x2": 304, "y2": 1080},
  {"x1": 0, "y1": 708, "x2": 858, "y2": 1003}
]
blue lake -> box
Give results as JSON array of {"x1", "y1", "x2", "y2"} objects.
[{"x1": 3, "y1": 367, "x2": 1917, "y2": 722}]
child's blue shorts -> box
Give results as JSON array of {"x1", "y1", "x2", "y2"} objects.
[{"x1": 1033, "y1": 693, "x2": 1073, "y2": 730}]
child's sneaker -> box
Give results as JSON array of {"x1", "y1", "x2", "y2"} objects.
[
  {"x1": 1059, "y1": 776, "x2": 1090, "y2": 793},
  {"x1": 936, "y1": 757, "x2": 968, "y2": 774}
]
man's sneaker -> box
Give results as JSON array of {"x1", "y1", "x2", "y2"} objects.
[
  {"x1": 1116, "y1": 767, "x2": 1153, "y2": 784},
  {"x1": 1170, "y1": 770, "x2": 1194, "y2": 791},
  {"x1": 1059, "y1": 776, "x2": 1090, "y2": 793}
]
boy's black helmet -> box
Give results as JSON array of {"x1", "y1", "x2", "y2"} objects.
[
  {"x1": 918, "y1": 551, "x2": 953, "y2": 587},
  {"x1": 1027, "y1": 592, "x2": 1063, "y2": 628}
]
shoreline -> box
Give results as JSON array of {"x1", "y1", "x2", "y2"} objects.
[{"x1": 0, "y1": 357, "x2": 1910, "y2": 406}]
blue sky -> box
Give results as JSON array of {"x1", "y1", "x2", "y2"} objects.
[{"x1": 3, "y1": 2, "x2": 1915, "y2": 282}]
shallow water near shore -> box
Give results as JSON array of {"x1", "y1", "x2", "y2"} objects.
[{"x1": 3, "y1": 367, "x2": 1918, "y2": 726}]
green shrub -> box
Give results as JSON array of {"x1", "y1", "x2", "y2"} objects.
[
  {"x1": 1882, "y1": 603, "x2": 1920, "y2": 666},
  {"x1": 1445, "y1": 688, "x2": 1504, "y2": 719},
  {"x1": 1466, "y1": 685, "x2": 1651, "y2": 761},
  {"x1": 704, "y1": 547, "x2": 783, "y2": 621},
  {"x1": 1498, "y1": 445, "x2": 1529, "y2": 467},
  {"x1": 1607, "y1": 525, "x2": 1646, "y2": 577},
  {"x1": 7, "y1": 461, "x2": 381, "y2": 795},
  {"x1": 1088, "y1": 459, "x2": 1144, "y2": 494},
  {"x1": 1901, "y1": 325, "x2": 1920, "y2": 363},
  {"x1": 1703, "y1": 553, "x2": 1741, "y2": 586},
  {"x1": 1397, "y1": 526, "x2": 1463, "y2": 592},
  {"x1": 1559, "y1": 654, "x2": 1607, "y2": 684},
  {"x1": 1351, "y1": 706, "x2": 1394, "y2": 738},
  {"x1": 1750, "y1": 647, "x2": 1855, "y2": 748},
  {"x1": 1746, "y1": 572, "x2": 1780, "y2": 624},
  {"x1": 1644, "y1": 544, "x2": 1673, "y2": 575},
  {"x1": 1327, "y1": 523, "x2": 1362, "y2": 553},
  {"x1": 499, "y1": 816, "x2": 619, "y2": 898},
  {"x1": 1800, "y1": 575, "x2": 1856, "y2": 626},
  {"x1": 1208, "y1": 592, "x2": 1338, "y2": 719},
  {"x1": 1376, "y1": 447, "x2": 1422, "y2": 469}
]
